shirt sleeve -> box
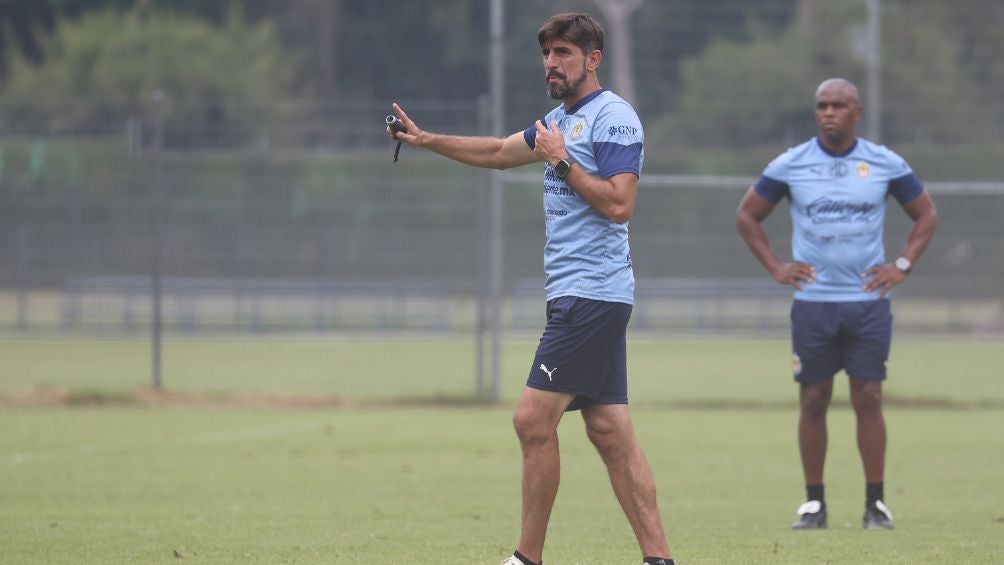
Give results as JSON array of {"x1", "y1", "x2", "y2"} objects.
[
  {"x1": 882, "y1": 149, "x2": 923, "y2": 204},
  {"x1": 591, "y1": 102, "x2": 644, "y2": 178},
  {"x1": 523, "y1": 115, "x2": 548, "y2": 149},
  {"x1": 753, "y1": 151, "x2": 792, "y2": 203},
  {"x1": 523, "y1": 126, "x2": 536, "y2": 149},
  {"x1": 754, "y1": 176, "x2": 790, "y2": 203},
  {"x1": 889, "y1": 173, "x2": 924, "y2": 205}
]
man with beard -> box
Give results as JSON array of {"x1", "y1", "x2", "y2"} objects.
[
  {"x1": 736, "y1": 78, "x2": 938, "y2": 531},
  {"x1": 388, "y1": 12, "x2": 674, "y2": 565}
]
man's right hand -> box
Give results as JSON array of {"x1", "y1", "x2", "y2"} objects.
[
  {"x1": 771, "y1": 262, "x2": 816, "y2": 290},
  {"x1": 388, "y1": 102, "x2": 423, "y2": 146}
]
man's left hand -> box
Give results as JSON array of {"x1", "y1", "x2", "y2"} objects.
[
  {"x1": 533, "y1": 120, "x2": 567, "y2": 165},
  {"x1": 862, "y1": 264, "x2": 908, "y2": 298}
]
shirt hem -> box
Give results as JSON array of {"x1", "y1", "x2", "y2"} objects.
[
  {"x1": 545, "y1": 290, "x2": 634, "y2": 305},
  {"x1": 793, "y1": 293, "x2": 888, "y2": 302}
]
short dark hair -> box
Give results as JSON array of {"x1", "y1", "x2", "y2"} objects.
[{"x1": 537, "y1": 13, "x2": 604, "y2": 55}]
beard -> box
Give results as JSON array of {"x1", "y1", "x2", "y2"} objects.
[{"x1": 546, "y1": 66, "x2": 587, "y2": 100}]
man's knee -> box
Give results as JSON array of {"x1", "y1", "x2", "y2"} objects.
[
  {"x1": 800, "y1": 383, "x2": 832, "y2": 418},
  {"x1": 584, "y1": 410, "x2": 634, "y2": 460},
  {"x1": 850, "y1": 380, "x2": 883, "y2": 414},
  {"x1": 513, "y1": 404, "x2": 552, "y2": 447},
  {"x1": 512, "y1": 389, "x2": 572, "y2": 446},
  {"x1": 585, "y1": 416, "x2": 614, "y2": 446}
]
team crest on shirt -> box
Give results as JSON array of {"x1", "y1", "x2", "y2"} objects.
[
  {"x1": 857, "y1": 161, "x2": 871, "y2": 178},
  {"x1": 792, "y1": 353, "x2": 802, "y2": 376},
  {"x1": 570, "y1": 120, "x2": 585, "y2": 141}
]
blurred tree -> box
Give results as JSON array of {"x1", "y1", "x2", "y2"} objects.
[
  {"x1": 3, "y1": 8, "x2": 292, "y2": 143},
  {"x1": 629, "y1": 0, "x2": 793, "y2": 117},
  {"x1": 217, "y1": 0, "x2": 491, "y2": 102},
  {"x1": 219, "y1": 0, "x2": 343, "y2": 100},
  {"x1": 672, "y1": 24, "x2": 818, "y2": 148},
  {"x1": 666, "y1": 1, "x2": 993, "y2": 147},
  {"x1": 879, "y1": 4, "x2": 993, "y2": 144},
  {"x1": 332, "y1": 0, "x2": 489, "y2": 102},
  {"x1": 2, "y1": 0, "x2": 1000, "y2": 143},
  {"x1": 906, "y1": 0, "x2": 1004, "y2": 140},
  {"x1": 0, "y1": 0, "x2": 56, "y2": 76}
]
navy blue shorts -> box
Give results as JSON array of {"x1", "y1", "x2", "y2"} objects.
[
  {"x1": 527, "y1": 296, "x2": 632, "y2": 411},
  {"x1": 791, "y1": 299, "x2": 892, "y2": 384}
]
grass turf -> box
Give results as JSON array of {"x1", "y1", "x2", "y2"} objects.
[
  {"x1": 0, "y1": 336, "x2": 1002, "y2": 563},
  {"x1": 0, "y1": 406, "x2": 1001, "y2": 564},
  {"x1": 1, "y1": 336, "x2": 1002, "y2": 406}
]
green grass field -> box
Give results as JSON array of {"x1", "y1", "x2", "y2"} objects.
[
  {"x1": 2, "y1": 335, "x2": 1002, "y2": 406},
  {"x1": 1, "y1": 336, "x2": 1002, "y2": 564}
]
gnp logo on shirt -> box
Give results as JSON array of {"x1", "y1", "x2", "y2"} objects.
[{"x1": 606, "y1": 125, "x2": 639, "y2": 137}]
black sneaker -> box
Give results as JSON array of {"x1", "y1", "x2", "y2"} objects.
[
  {"x1": 791, "y1": 500, "x2": 827, "y2": 529},
  {"x1": 862, "y1": 499, "x2": 895, "y2": 529}
]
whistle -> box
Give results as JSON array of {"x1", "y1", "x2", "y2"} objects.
[
  {"x1": 386, "y1": 115, "x2": 407, "y2": 135},
  {"x1": 386, "y1": 115, "x2": 406, "y2": 163}
]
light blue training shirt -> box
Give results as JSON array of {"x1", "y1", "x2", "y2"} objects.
[
  {"x1": 754, "y1": 137, "x2": 924, "y2": 302},
  {"x1": 523, "y1": 88, "x2": 644, "y2": 305}
]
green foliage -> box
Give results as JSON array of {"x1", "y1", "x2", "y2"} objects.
[
  {"x1": 0, "y1": 0, "x2": 57, "y2": 75},
  {"x1": 671, "y1": 27, "x2": 817, "y2": 147},
  {"x1": 880, "y1": 5, "x2": 993, "y2": 144},
  {"x1": 2, "y1": 2, "x2": 1002, "y2": 175},
  {"x1": 3, "y1": 9, "x2": 292, "y2": 136},
  {"x1": 663, "y1": 1, "x2": 998, "y2": 148},
  {"x1": 918, "y1": 0, "x2": 1004, "y2": 125}
]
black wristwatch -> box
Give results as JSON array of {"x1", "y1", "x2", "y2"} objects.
[{"x1": 554, "y1": 156, "x2": 576, "y2": 178}]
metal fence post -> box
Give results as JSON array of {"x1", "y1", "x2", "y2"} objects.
[
  {"x1": 15, "y1": 225, "x2": 29, "y2": 330},
  {"x1": 150, "y1": 91, "x2": 165, "y2": 390},
  {"x1": 866, "y1": 0, "x2": 882, "y2": 142},
  {"x1": 489, "y1": 0, "x2": 505, "y2": 403},
  {"x1": 476, "y1": 94, "x2": 491, "y2": 400}
]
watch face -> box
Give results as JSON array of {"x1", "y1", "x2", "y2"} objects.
[
  {"x1": 895, "y1": 257, "x2": 912, "y2": 272},
  {"x1": 555, "y1": 160, "x2": 570, "y2": 177}
]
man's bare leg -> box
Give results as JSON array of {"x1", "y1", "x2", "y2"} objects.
[
  {"x1": 511, "y1": 387, "x2": 575, "y2": 564},
  {"x1": 849, "y1": 378, "x2": 886, "y2": 483},
  {"x1": 799, "y1": 378, "x2": 834, "y2": 485},
  {"x1": 582, "y1": 403, "x2": 672, "y2": 559}
]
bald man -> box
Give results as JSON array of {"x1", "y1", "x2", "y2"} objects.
[{"x1": 736, "y1": 78, "x2": 938, "y2": 530}]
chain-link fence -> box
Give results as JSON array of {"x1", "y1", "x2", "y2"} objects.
[
  {"x1": 1, "y1": 101, "x2": 1000, "y2": 337},
  {"x1": 1, "y1": 0, "x2": 1002, "y2": 397}
]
